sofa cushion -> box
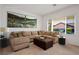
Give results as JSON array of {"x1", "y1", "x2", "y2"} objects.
[
  {"x1": 12, "y1": 37, "x2": 30, "y2": 45},
  {"x1": 12, "y1": 43, "x2": 29, "y2": 51},
  {"x1": 38, "y1": 31, "x2": 44, "y2": 35},
  {"x1": 10, "y1": 32, "x2": 18, "y2": 38},
  {"x1": 17, "y1": 32, "x2": 23, "y2": 37},
  {"x1": 31, "y1": 31, "x2": 38, "y2": 35},
  {"x1": 22, "y1": 31, "x2": 31, "y2": 36},
  {"x1": 50, "y1": 32, "x2": 59, "y2": 37},
  {"x1": 42, "y1": 31, "x2": 50, "y2": 35},
  {"x1": 10, "y1": 35, "x2": 14, "y2": 39}
]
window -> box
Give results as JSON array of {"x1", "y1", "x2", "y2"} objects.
[
  {"x1": 47, "y1": 20, "x2": 52, "y2": 31},
  {"x1": 47, "y1": 16, "x2": 75, "y2": 34},
  {"x1": 66, "y1": 16, "x2": 75, "y2": 34},
  {"x1": 53, "y1": 17, "x2": 65, "y2": 33}
]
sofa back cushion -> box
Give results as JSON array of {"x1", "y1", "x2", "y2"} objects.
[
  {"x1": 42, "y1": 31, "x2": 50, "y2": 35},
  {"x1": 22, "y1": 31, "x2": 31, "y2": 36},
  {"x1": 10, "y1": 32, "x2": 18, "y2": 38},
  {"x1": 12, "y1": 37, "x2": 30, "y2": 45},
  {"x1": 17, "y1": 32, "x2": 23, "y2": 37},
  {"x1": 50, "y1": 32, "x2": 59, "y2": 37},
  {"x1": 38, "y1": 31, "x2": 51, "y2": 35},
  {"x1": 38, "y1": 31, "x2": 44, "y2": 35},
  {"x1": 31, "y1": 31, "x2": 38, "y2": 35}
]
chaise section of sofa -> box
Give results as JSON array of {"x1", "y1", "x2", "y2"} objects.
[
  {"x1": 38, "y1": 31, "x2": 59, "y2": 44},
  {"x1": 9, "y1": 32, "x2": 31, "y2": 51}
]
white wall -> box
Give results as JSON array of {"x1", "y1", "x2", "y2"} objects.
[
  {"x1": 0, "y1": 5, "x2": 43, "y2": 38},
  {"x1": 0, "y1": 5, "x2": 5, "y2": 35},
  {"x1": 0, "y1": 5, "x2": 3, "y2": 27},
  {"x1": 43, "y1": 5, "x2": 79, "y2": 46},
  {"x1": 0, "y1": 5, "x2": 1, "y2": 26},
  {"x1": 1, "y1": 5, "x2": 43, "y2": 32}
]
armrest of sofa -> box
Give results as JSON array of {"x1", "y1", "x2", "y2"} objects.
[
  {"x1": 9, "y1": 35, "x2": 14, "y2": 39},
  {"x1": 9, "y1": 38, "x2": 15, "y2": 48}
]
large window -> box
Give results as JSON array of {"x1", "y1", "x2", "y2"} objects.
[
  {"x1": 47, "y1": 16, "x2": 75, "y2": 34},
  {"x1": 66, "y1": 16, "x2": 75, "y2": 34},
  {"x1": 53, "y1": 17, "x2": 65, "y2": 33}
]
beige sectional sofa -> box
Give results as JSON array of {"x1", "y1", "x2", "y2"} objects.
[{"x1": 9, "y1": 31, "x2": 59, "y2": 51}]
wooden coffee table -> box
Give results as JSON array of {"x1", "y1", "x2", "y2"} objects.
[{"x1": 34, "y1": 37, "x2": 53, "y2": 50}]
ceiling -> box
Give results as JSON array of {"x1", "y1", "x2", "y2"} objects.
[{"x1": 4, "y1": 4, "x2": 71, "y2": 16}]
